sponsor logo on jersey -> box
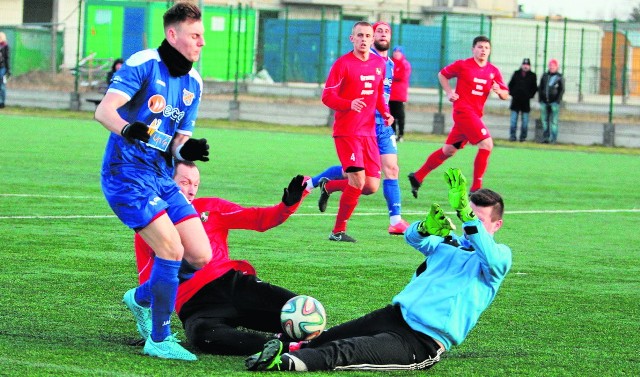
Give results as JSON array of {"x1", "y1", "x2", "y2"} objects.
[
  {"x1": 148, "y1": 94, "x2": 166, "y2": 113},
  {"x1": 183, "y1": 89, "x2": 195, "y2": 106},
  {"x1": 200, "y1": 211, "x2": 209, "y2": 223},
  {"x1": 156, "y1": 79, "x2": 166, "y2": 87},
  {"x1": 163, "y1": 105, "x2": 185, "y2": 121}
]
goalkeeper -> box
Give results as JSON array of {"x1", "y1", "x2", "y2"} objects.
[
  {"x1": 132, "y1": 161, "x2": 313, "y2": 356},
  {"x1": 246, "y1": 168, "x2": 512, "y2": 372}
]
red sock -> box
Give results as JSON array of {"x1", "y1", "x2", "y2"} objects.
[
  {"x1": 333, "y1": 185, "x2": 362, "y2": 234},
  {"x1": 472, "y1": 148, "x2": 491, "y2": 191},
  {"x1": 325, "y1": 179, "x2": 348, "y2": 194},
  {"x1": 415, "y1": 149, "x2": 448, "y2": 182}
]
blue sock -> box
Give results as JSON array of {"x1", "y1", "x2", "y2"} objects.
[
  {"x1": 383, "y1": 179, "x2": 402, "y2": 217},
  {"x1": 134, "y1": 281, "x2": 151, "y2": 307},
  {"x1": 311, "y1": 165, "x2": 344, "y2": 187},
  {"x1": 149, "y1": 256, "x2": 181, "y2": 342}
]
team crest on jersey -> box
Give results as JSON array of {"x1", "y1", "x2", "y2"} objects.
[
  {"x1": 200, "y1": 211, "x2": 209, "y2": 223},
  {"x1": 148, "y1": 94, "x2": 166, "y2": 113},
  {"x1": 490, "y1": 73, "x2": 495, "y2": 80},
  {"x1": 376, "y1": 68, "x2": 381, "y2": 75},
  {"x1": 183, "y1": 89, "x2": 195, "y2": 106}
]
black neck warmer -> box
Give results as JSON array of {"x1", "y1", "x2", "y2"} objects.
[{"x1": 158, "y1": 39, "x2": 193, "y2": 77}]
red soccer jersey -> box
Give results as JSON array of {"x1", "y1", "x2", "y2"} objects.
[
  {"x1": 322, "y1": 52, "x2": 389, "y2": 137},
  {"x1": 440, "y1": 57, "x2": 508, "y2": 117},
  {"x1": 134, "y1": 192, "x2": 307, "y2": 314}
]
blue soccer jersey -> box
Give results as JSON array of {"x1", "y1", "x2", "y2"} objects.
[
  {"x1": 370, "y1": 48, "x2": 397, "y2": 155},
  {"x1": 100, "y1": 48, "x2": 203, "y2": 229},
  {"x1": 370, "y1": 47, "x2": 394, "y2": 129},
  {"x1": 102, "y1": 48, "x2": 203, "y2": 174}
]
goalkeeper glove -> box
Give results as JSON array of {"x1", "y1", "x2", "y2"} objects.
[
  {"x1": 417, "y1": 203, "x2": 455, "y2": 237},
  {"x1": 444, "y1": 168, "x2": 476, "y2": 222},
  {"x1": 282, "y1": 175, "x2": 305, "y2": 206},
  {"x1": 120, "y1": 121, "x2": 150, "y2": 143},
  {"x1": 177, "y1": 138, "x2": 210, "y2": 162}
]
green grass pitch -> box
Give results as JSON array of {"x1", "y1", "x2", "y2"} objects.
[{"x1": 0, "y1": 110, "x2": 638, "y2": 376}]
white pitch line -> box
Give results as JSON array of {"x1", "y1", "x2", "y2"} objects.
[
  {"x1": 0, "y1": 356, "x2": 144, "y2": 377},
  {"x1": 0, "y1": 208, "x2": 638, "y2": 220},
  {"x1": 0, "y1": 193, "x2": 102, "y2": 199}
]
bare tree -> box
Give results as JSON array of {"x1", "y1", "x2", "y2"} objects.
[{"x1": 630, "y1": 2, "x2": 640, "y2": 21}]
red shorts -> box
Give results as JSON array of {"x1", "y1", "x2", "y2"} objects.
[
  {"x1": 334, "y1": 136, "x2": 381, "y2": 178},
  {"x1": 446, "y1": 110, "x2": 491, "y2": 148}
]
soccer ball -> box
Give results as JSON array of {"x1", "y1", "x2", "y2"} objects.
[{"x1": 280, "y1": 295, "x2": 327, "y2": 341}]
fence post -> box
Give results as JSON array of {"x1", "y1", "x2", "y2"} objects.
[
  {"x1": 622, "y1": 30, "x2": 629, "y2": 105},
  {"x1": 578, "y1": 28, "x2": 584, "y2": 102},
  {"x1": 226, "y1": 6, "x2": 232, "y2": 81},
  {"x1": 603, "y1": 123, "x2": 615, "y2": 147},
  {"x1": 318, "y1": 7, "x2": 325, "y2": 85},
  {"x1": 434, "y1": 13, "x2": 447, "y2": 135},
  {"x1": 535, "y1": 118, "x2": 544, "y2": 143},
  {"x1": 608, "y1": 19, "x2": 617, "y2": 125},
  {"x1": 283, "y1": 6, "x2": 289, "y2": 83},
  {"x1": 70, "y1": 0, "x2": 82, "y2": 111}
]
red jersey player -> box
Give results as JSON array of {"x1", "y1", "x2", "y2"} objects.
[
  {"x1": 320, "y1": 21, "x2": 393, "y2": 243},
  {"x1": 133, "y1": 161, "x2": 313, "y2": 356},
  {"x1": 408, "y1": 35, "x2": 509, "y2": 197}
]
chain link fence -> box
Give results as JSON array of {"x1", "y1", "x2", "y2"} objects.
[{"x1": 2, "y1": 4, "x2": 639, "y2": 122}]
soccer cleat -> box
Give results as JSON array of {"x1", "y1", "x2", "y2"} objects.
[
  {"x1": 122, "y1": 288, "x2": 152, "y2": 340},
  {"x1": 408, "y1": 172, "x2": 422, "y2": 199},
  {"x1": 143, "y1": 334, "x2": 197, "y2": 361},
  {"x1": 318, "y1": 177, "x2": 331, "y2": 212},
  {"x1": 388, "y1": 219, "x2": 410, "y2": 235},
  {"x1": 245, "y1": 339, "x2": 285, "y2": 371},
  {"x1": 328, "y1": 232, "x2": 357, "y2": 243}
]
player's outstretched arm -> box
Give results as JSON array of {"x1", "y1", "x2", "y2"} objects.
[
  {"x1": 175, "y1": 137, "x2": 210, "y2": 162},
  {"x1": 444, "y1": 168, "x2": 476, "y2": 222},
  {"x1": 282, "y1": 175, "x2": 306, "y2": 206}
]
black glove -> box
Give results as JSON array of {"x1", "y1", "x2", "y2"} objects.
[
  {"x1": 120, "y1": 121, "x2": 150, "y2": 143},
  {"x1": 178, "y1": 138, "x2": 210, "y2": 162},
  {"x1": 282, "y1": 175, "x2": 305, "y2": 206}
]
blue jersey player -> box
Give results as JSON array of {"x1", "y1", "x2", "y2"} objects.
[
  {"x1": 246, "y1": 168, "x2": 512, "y2": 372},
  {"x1": 94, "y1": 2, "x2": 210, "y2": 361},
  {"x1": 313, "y1": 21, "x2": 409, "y2": 236}
]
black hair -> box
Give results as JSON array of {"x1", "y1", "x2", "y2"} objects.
[
  {"x1": 163, "y1": 2, "x2": 202, "y2": 28},
  {"x1": 110, "y1": 58, "x2": 123, "y2": 72},
  {"x1": 473, "y1": 35, "x2": 491, "y2": 47},
  {"x1": 470, "y1": 188, "x2": 504, "y2": 221}
]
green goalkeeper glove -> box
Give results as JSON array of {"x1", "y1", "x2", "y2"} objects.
[
  {"x1": 417, "y1": 203, "x2": 456, "y2": 237},
  {"x1": 444, "y1": 168, "x2": 477, "y2": 222}
]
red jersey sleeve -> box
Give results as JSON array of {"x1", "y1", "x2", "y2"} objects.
[{"x1": 322, "y1": 56, "x2": 353, "y2": 112}]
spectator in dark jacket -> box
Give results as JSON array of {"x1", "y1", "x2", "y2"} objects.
[
  {"x1": 538, "y1": 59, "x2": 564, "y2": 144},
  {"x1": 0, "y1": 31, "x2": 10, "y2": 109},
  {"x1": 507, "y1": 58, "x2": 537, "y2": 142},
  {"x1": 390, "y1": 46, "x2": 412, "y2": 142}
]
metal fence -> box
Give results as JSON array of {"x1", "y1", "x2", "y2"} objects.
[{"x1": 3, "y1": 5, "x2": 640, "y2": 121}]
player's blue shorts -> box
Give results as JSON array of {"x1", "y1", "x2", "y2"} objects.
[
  {"x1": 376, "y1": 123, "x2": 397, "y2": 155},
  {"x1": 101, "y1": 167, "x2": 197, "y2": 230}
]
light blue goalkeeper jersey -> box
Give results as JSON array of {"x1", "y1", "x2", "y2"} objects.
[
  {"x1": 101, "y1": 48, "x2": 203, "y2": 175},
  {"x1": 393, "y1": 220, "x2": 512, "y2": 350},
  {"x1": 370, "y1": 47, "x2": 393, "y2": 129}
]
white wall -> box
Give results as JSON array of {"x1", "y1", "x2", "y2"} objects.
[{"x1": 0, "y1": 0, "x2": 23, "y2": 25}]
